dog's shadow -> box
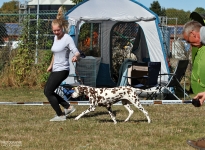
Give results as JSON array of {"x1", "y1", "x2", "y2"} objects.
[
  {"x1": 67, "y1": 110, "x2": 119, "y2": 119},
  {"x1": 97, "y1": 119, "x2": 148, "y2": 123},
  {"x1": 67, "y1": 110, "x2": 148, "y2": 123}
]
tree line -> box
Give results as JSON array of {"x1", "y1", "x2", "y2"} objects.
[{"x1": 149, "y1": 1, "x2": 205, "y2": 25}]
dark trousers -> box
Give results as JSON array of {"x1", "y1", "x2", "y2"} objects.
[{"x1": 44, "y1": 70, "x2": 70, "y2": 116}]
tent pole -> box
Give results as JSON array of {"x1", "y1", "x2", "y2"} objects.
[{"x1": 90, "y1": 23, "x2": 93, "y2": 51}]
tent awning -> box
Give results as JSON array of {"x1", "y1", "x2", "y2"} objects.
[{"x1": 66, "y1": 0, "x2": 156, "y2": 23}]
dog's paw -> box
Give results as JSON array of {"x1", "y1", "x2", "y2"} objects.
[
  {"x1": 74, "y1": 117, "x2": 79, "y2": 120},
  {"x1": 124, "y1": 119, "x2": 129, "y2": 122}
]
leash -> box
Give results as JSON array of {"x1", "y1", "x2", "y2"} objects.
[
  {"x1": 71, "y1": 50, "x2": 86, "y2": 85},
  {"x1": 72, "y1": 61, "x2": 84, "y2": 85}
]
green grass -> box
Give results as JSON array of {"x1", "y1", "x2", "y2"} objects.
[{"x1": 0, "y1": 88, "x2": 203, "y2": 150}]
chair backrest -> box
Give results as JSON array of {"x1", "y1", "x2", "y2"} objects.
[
  {"x1": 131, "y1": 61, "x2": 148, "y2": 67},
  {"x1": 147, "y1": 62, "x2": 161, "y2": 86},
  {"x1": 128, "y1": 61, "x2": 148, "y2": 85},
  {"x1": 168, "y1": 60, "x2": 189, "y2": 87}
]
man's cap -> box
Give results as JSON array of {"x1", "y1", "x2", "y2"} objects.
[{"x1": 190, "y1": 12, "x2": 205, "y2": 26}]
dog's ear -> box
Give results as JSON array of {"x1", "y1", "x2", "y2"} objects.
[
  {"x1": 80, "y1": 87, "x2": 83, "y2": 91},
  {"x1": 77, "y1": 85, "x2": 86, "y2": 92},
  {"x1": 72, "y1": 86, "x2": 77, "y2": 89}
]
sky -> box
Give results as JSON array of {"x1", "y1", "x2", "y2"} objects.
[
  {"x1": 138, "y1": 0, "x2": 204, "y2": 12},
  {"x1": 0, "y1": 0, "x2": 204, "y2": 12}
]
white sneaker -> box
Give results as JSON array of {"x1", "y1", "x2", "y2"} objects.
[
  {"x1": 50, "y1": 115, "x2": 66, "y2": 122},
  {"x1": 64, "y1": 106, "x2": 76, "y2": 116}
]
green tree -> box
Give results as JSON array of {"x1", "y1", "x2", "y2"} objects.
[
  {"x1": 0, "y1": 22, "x2": 8, "y2": 72},
  {"x1": 166, "y1": 9, "x2": 191, "y2": 25},
  {"x1": 149, "y1": 1, "x2": 166, "y2": 16},
  {"x1": 194, "y1": 7, "x2": 205, "y2": 14},
  {"x1": 0, "y1": 22, "x2": 7, "y2": 44},
  {"x1": 71, "y1": 0, "x2": 83, "y2": 5},
  {"x1": 0, "y1": 1, "x2": 19, "y2": 23},
  {"x1": 0, "y1": 0, "x2": 19, "y2": 12}
]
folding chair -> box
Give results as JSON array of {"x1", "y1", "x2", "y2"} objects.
[
  {"x1": 158, "y1": 60, "x2": 190, "y2": 100},
  {"x1": 126, "y1": 61, "x2": 148, "y2": 86},
  {"x1": 124, "y1": 62, "x2": 161, "y2": 99}
]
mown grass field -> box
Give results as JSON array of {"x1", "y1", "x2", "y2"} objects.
[{"x1": 0, "y1": 88, "x2": 203, "y2": 150}]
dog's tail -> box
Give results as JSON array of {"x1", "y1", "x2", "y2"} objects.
[
  {"x1": 135, "y1": 88, "x2": 158, "y2": 93},
  {"x1": 141, "y1": 89, "x2": 158, "y2": 93}
]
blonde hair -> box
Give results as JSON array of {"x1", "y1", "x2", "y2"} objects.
[{"x1": 52, "y1": 6, "x2": 68, "y2": 33}]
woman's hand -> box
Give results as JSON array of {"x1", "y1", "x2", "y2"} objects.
[
  {"x1": 72, "y1": 56, "x2": 78, "y2": 62},
  {"x1": 47, "y1": 65, "x2": 52, "y2": 72},
  {"x1": 47, "y1": 54, "x2": 54, "y2": 72}
]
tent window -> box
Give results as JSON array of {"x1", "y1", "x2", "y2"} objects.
[
  {"x1": 110, "y1": 22, "x2": 139, "y2": 83},
  {"x1": 77, "y1": 23, "x2": 101, "y2": 57}
]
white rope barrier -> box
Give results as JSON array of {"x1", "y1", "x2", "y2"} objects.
[{"x1": 0, "y1": 100, "x2": 192, "y2": 106}]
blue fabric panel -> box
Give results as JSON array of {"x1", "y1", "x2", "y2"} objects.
[
  {"x1": 96, "y1": 63, "x2": 116, "y2": 87},
  {"x1": 117, "y1": 59, "x2": 136, "y2": 86},
  {"x1": 69, "y1": 25, "x2": 76, "y2": 36}
]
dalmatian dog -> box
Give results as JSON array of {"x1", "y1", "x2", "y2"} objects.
[{"x1": 72, "y1": 85, "x2": 151, "y2": 124}]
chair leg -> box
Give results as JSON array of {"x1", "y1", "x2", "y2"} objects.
[
  {"x1": 147, "y1": 90, "x2": 159, "y2": 100},
  {"x1": 162, "y1": 88, "x2": 180, "y2": 100},
  {"x1": 142, "y1": 88, "x2": 158, "y2": 100}
]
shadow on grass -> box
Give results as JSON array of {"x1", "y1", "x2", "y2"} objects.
[
  {"x1": 67, "y1": 109, "x2": 148, "y2": 123},
  {"x1": 97, "y1": 119, "x2": 148, "y2": 123},
  {"x1": 67, "y1": 110, "x2": 120, "y2": 119}
]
